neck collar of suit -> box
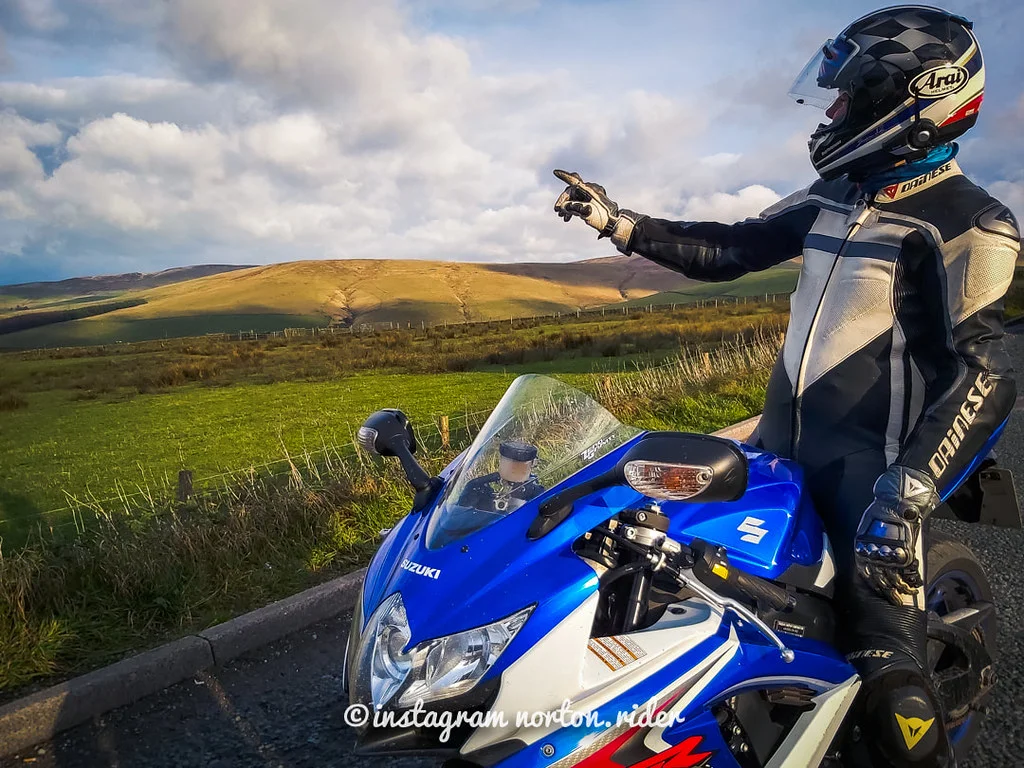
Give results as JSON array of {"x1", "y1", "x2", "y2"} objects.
[{"x1": 868, "y1": 144, "x2": 961, "y2": 204}]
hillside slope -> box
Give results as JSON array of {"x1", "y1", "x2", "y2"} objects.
[
  {"x1": 0, "y1": 264, "x2": 252, "y2": 303},
  {"x1": 120, "y1": 257, "x2": 702, "y2": 324},
  {"x1": 0, "y1": 257, "x2": 797, "y2": 348}
]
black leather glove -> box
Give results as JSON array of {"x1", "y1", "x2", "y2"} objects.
[
  {"x1": 553, "y1": 170, "x2": 645, "y2": 255},
  {"x1": 854, "y1": 465, "x2": 939, "y2": 606}
]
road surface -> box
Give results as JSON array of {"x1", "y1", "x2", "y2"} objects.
[{"x1": 7, "y1": 332, "x2": 1024, "y2": 768}]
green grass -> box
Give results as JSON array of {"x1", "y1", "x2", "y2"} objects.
[
  {"x1": 0, "y1": 372, "x2": 517, "y2": 536},
  {"x1": 1005, "y1": 268, "x2": 1024, "y2": 320},
  {"x1": 0, "y1": 301, "x2": 788, "y2": 538},
  {"x1": 0, "y1": 331, "x2": 778, "y2": 694},
  {"x1": 0, "y1": 292, "x2": 125, "y2": 316},
  {"x1": 0, "y1": 296, "x2": 787, "y2": 694}
]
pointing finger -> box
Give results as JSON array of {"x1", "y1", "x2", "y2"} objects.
[{"x1": 553, "y1": 169, "x2": 583, "y2": 186}]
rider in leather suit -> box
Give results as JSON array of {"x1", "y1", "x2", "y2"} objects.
[{"x1": 553, "y1": 7, "x2": 1019, "y2": 766}]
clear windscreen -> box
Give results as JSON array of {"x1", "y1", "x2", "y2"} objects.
[{"x1": 425, "y1": 375, "x2": 641, "y2": 549}]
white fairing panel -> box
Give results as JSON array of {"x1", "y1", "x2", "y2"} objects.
[
  {"x1": 814, "y1": 534, "x2": 836, "y2": 590},
  {"x1": 642, "y1": 625, "x2": 740, "y2": 753},
  {"x1": 460, "y1": 597, "x2": 731, "y2": 757}
]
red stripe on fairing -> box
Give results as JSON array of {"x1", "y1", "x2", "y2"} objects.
[
  {"x1": 940, "y1": 92, "x2": 984, "y2": 127},
  {"x1": 570, "y1": 691, "x2": 712, "y2": 768},
  {"x1": 571, "y1": 693, "x2": 681, "y2": 768},
  {"x1": 629, "y1": 736, "x2": 713, "y2": 768},
  {"x1": 573, "y1": 733, "x2": 713, "y2": 768}
]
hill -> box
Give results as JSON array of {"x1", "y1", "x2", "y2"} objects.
[
  {"x1": 0, "y1": 257, "x2": 798, "y2": 348},
  {"x1": 0, "y1": 264, "x2": 252, "y2": 303}
]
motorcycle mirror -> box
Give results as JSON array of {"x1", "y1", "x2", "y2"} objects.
[
  {"x1": 358, "y1": 410, "x2": 432, "y2": 492},
  {"x1": 358, "y1": 409, "x2": 417, "y2": 457},
  {"x1": 528, "y1": 431, "x2": 748, "y2": 540}
]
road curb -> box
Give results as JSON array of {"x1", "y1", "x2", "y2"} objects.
[
  {"x1": 0, "y1": 567, "x2": 366, "y2": 758},
  {"x1": 199, "y1": 569, "x2": 365, "y2": 665}
]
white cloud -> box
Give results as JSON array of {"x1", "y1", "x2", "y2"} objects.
[
  {"x1": 680, "y1": 185, "x2": 783, "y2": 224},
  {"x1": 0, "y1": 113, "x2": 62, "y2": 207},
  {"x1": 2, "y1": 0, "x2": 1020, "y2": 281},
  {"x1": 0, "y1": 110, "x2": 62, "y2": 147}
]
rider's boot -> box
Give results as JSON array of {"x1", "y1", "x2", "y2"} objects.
[{"x1": 845, "y1": 655, "x2": 956, "y2": 767}]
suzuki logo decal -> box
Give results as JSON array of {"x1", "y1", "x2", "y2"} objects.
[
  {"x1": 401, "y1": 559, "x2": 442, "y2": 580},
  {"x1": 737, "y1": 517, "x2": 769, "y2": 545}
]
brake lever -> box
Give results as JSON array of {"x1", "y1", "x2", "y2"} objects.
[
  {"x1": 671, "y1": 564, "x2": 795, "y2": 663},
  {"x1": 599, "y1": 527, "x2": 794, "y2": 662}
]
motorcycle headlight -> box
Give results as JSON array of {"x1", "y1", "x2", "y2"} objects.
[
  {"x1": 366, "y1": 593, "x2": 413, "y2": 709},
  {"x1": 354, "y1": 592, "x2": 531, "y2": 710},
  {"x1": 397, "y1": 606, "x2": 531, "y2": 707}
]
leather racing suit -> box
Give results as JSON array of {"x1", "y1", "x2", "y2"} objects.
[{"x1": 619, "y1": 158, "x2": 1019, "y2": 718}]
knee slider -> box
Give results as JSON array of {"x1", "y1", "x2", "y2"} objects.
[{"x1": 858, "y1": 664, "x2": 952, "y2": 766}]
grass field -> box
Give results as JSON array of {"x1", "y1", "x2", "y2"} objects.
[
  {"x1": 0, "y1": 299, "x2": 788, "y2": 538},
  {"x1": 619, "y1": 265, "x2": 800, "y2": 308},
  {"x1": 0, "y1": 313, "x2": 327, "y2": 348},
  {"x1": 0, "y1": 372, "x2": 517, "y2": 535}
]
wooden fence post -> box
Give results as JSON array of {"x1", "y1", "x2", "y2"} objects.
[
  {"x1": 440, "y1": 415, "x2": 450, "y2": 449},
  {"x1": 177, "y1": 470, "x2": 193, "y2": 502}
]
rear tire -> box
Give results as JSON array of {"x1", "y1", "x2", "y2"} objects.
[{"x1": 926, "y1": 528, "x2": 996, "y2": 763}]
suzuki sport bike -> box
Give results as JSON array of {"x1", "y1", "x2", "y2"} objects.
[{"x1": 345, "y1": 374, "x2": 1019, "y2": 767}]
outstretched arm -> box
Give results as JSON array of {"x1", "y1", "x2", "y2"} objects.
[
  {"x1": 627, "y1": 207, "x2": 818, "y2": 283},
  {"x1": 553, "y1": 170, "x2": 818, "y2": 282}
]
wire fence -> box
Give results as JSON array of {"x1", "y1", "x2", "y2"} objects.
[
  {"x1": 157, "y1": 292, "x2": 792, "y2": 343},
  {"x1": 0, "y1": 406, "x2": 497, "y2": 535}
]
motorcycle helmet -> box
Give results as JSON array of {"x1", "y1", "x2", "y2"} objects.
[{"x1": 789, "y1": 5, "x2": 984, "y2": 181}]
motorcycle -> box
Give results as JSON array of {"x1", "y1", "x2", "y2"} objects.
[{"x1": 345, "y1": 374, "x2": 1019, "y2": 767}]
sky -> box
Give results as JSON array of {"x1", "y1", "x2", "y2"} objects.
[{"x1": 0, "y1": 0, "x2": 1022, "y2": 283}]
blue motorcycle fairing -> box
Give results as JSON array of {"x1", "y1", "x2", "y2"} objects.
[
  {"x1": 659, "y1": 449, "x2": 824, "y2": 580},
  {"x1": 360, "y1": 439, "x2": 648, "y2": 681},
  {"x1": 488, "y1": 623, "x2": 853, "y2": 768},
  {"x1": 666, "y1": 636, "x2": 854, "y2": 731},
  {"x1": 490, "y1": 633, "x2": 732, "y2": 768},
  {"x1": 359, "y1": 434, "x2": 834, "y2": 686}
]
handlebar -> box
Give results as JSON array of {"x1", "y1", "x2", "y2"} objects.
[
  {"x1": 590, "y1": 524, "x2": 796, "y2": 662},
  {"x1": 687, "y1": 538, "x2": 794, "y2": 613}
]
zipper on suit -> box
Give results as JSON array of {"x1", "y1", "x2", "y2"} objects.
[{"x1": 790, "y1": 196, "x2": 875, "y2": 460}]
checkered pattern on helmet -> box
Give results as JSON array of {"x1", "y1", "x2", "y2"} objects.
[
  {"x1": 845, "y1": 8, "x2": 973, "y2": 82},
  {"x1": 853, "y1": 59, "x2": 903, "y2": 105},
  {"x1": 808, "y1": 6, "x2": 982, "y2": 180}
]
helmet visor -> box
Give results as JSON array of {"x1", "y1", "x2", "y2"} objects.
[{"x1": 788, "y1": 38, "x2": 859, "y2": 109}]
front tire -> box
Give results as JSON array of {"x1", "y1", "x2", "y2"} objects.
[{"x1": 926, "y1": 529, "x2": 996, "y2": 763}]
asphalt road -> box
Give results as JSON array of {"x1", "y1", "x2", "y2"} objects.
[{"x1": 7, "y1": 332, "x2": 1024, "y2": 768}]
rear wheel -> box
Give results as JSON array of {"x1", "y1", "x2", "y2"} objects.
[{"x1": 925, "y1": 529, "x2": 996, "y2": 763}]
